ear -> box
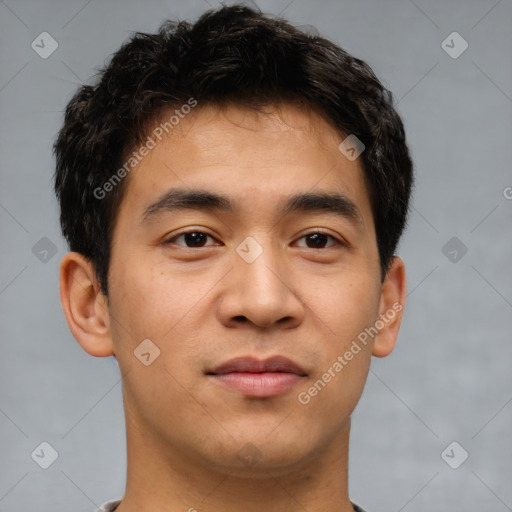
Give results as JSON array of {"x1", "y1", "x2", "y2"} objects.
[
  {"x1": 59, "y1": 252, "x2": 114, "y2": 357},
  {"x1": 372, "y1": 256, "x2": 407, "y2": 358}
]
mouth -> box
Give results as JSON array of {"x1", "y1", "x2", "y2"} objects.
[{"x1": 206, "y1": 355, "x2": 307, "y2": 398}]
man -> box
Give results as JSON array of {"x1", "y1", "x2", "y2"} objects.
[{"x1": 54, "y1": 5, "x2": 412, "y2": 511}]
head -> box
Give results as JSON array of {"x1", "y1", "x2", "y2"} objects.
[{"x1": 54, "y1": 5, "x2": 412, "y2": 475}]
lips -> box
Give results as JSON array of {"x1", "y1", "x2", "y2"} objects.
[
  {"x1": 206, "y1": 356, "x2": 307, "y2": 398},
  {"x1": 207, "y1": 355, "x2": 307, "y2": 376}
]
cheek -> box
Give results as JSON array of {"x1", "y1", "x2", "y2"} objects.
[
  {"x1": 295, "y1": 275, "x2": 379, "y2": 429},
  {"x1": 313, "y1": 270, "x2": 381, "y2": 346},
  {"x1": 108, "y1": 256, "x2": 217, "y2": 377},
  {"x1": 107, "y1": 259, "x2": 205, "y2": 429},
  {"x1": 109, "y1": 257, "x2": 191, "y2": 338},
  {"x1": 298, "y1": 269, "x2": 380, "y2": 399}
]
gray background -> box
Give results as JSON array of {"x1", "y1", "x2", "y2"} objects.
[{"x1": 1, "y1": 0, "x2": 511, "y2": 511}]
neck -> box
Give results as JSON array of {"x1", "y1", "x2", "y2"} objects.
[{"x1": 116, "y1": 405, "x2": 354, "y2": 512}]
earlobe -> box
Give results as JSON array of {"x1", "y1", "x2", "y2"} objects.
[
  {"x1": 372, "y1": 256, "x2": 407, "y2": 358},
  {"x1": 59, "y1": 252, "x2": 114, "y2": 357}
]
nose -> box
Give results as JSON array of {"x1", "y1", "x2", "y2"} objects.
[{"x1": 216, "y1": 238, "x2": 305, "y2": 330}]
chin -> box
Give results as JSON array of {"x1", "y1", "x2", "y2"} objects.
[{"x1": 198, "y1": 430, "x2": 315, "y2": 476}]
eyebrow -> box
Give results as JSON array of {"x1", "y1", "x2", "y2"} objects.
[{"x1": 140, "y1": 188, "x2": 363, "y2": 227}]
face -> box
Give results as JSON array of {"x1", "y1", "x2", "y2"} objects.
[{"x1": 91, "y1": 103, "x2": 398, "y2": 473}]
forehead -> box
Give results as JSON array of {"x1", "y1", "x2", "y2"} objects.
[{"x1": 116, "y1": 103, "x2": 373, "y2": 229}]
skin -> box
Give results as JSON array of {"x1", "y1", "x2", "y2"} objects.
[{"x1": 59, "y1": 103, "x2": 406, "y2": 512}]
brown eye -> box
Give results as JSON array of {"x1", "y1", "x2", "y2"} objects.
[
  {"x1": 166, "y1": 231, "x2": 217, "y2": 248},
  {"x1": 295, "y1": 232, "x2": 342, "y2": 249}
]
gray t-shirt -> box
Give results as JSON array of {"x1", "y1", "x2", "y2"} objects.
[{"x1": 95, "y1": 499, "x2": 368, "y2": 511}]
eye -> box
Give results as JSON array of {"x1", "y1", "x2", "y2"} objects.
[
  {"x1": 294, "y1": 231, "x2": 343, "y2": 249},
  {"x1": 164, "y1": 230, "x2": 344, "y2": 250},
  {"x1": 165, "y1": 230, "x2": 220, "y2": 248}
]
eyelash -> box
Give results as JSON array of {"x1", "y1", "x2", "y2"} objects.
[{"x1": 164, "y1": 229, "x2": 345, "y2": 249}]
